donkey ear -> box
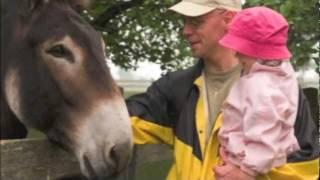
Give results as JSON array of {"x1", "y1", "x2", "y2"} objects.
[
  {"x1": 68, "y1": 0, "x2": 92, "y2": 11},
  {"x1": 18, "y1": 0, "x2": 49, "y2": 20}
]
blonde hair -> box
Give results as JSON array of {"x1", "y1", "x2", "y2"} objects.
[{"x1": 257, "y1": 59, "x2": 289, "y2": 67}]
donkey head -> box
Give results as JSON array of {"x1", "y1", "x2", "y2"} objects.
[{"x1": 2, "y1": 0, "x2": 133, "y2": 179}]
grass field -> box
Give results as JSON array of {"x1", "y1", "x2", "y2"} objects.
[{"x1": 136, "y1": 159, "x2": 172, "y2": 180}]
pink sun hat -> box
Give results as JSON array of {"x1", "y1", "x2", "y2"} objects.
[{"x1": 219, "y1": 6, "x2": 292, "y2": 60}]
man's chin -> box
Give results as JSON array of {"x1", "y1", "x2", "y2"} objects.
[{"x1": 191, "y1": 50, "x2": 202, "y2": 58}]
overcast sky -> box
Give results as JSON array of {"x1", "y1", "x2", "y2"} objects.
[{"x1": 109, "y1": 61, "x2": 162, "y2": 81}]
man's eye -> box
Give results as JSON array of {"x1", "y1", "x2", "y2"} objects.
[
  {"x1": 185, "y1": 18, "x2": 203, "y2": 27},
  {"x1": 191, "y1": 20, "x2": 201, "y2": 26}
]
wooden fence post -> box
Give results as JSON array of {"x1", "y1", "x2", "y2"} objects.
[{"x1": 1, "y1": 138, "x2": 172, "y2": 180}]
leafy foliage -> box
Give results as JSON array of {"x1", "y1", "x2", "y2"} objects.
[
  {"x1": 85, "y1": 0, "x2": 193, "y2": 72},
  {"x1": 86, "y1": 0, "x2": 319, "y2": 73},
  {"x1": 244, "y1": 0, "x2": 319, "y2": 73}
]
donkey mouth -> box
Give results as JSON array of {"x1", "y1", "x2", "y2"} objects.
[{"x1": 81, "y1": 144, "x2": 131, "y2": 180}]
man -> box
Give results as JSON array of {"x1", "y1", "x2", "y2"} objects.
[{"x1": 126, "y1": 0, "x2": 319, "y2": 179}]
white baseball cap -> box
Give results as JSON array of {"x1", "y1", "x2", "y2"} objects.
[{"x1": 169, "y1": 0, "x2": 242, "y2": 17}]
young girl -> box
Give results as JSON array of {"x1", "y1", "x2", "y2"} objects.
[{"x1": 216, "y1": 6, "x2": 300, "y2": 177}]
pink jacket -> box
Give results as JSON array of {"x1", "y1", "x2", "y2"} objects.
[{"x1": 218, "y1": 61, "x2": 300, "y2": 176}]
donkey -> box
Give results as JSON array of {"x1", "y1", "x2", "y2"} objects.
[{"x1": 1, "y1": 0, "x2": 133, "y2": 179}]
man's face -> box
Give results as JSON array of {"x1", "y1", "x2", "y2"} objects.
[{"x1": 183, "y1": 9, "x2": 228, "y2": 59}]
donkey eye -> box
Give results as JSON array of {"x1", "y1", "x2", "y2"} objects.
[
  {"x1": 46, "y1": 45, "x2": 74, "y2": 62},
  {"x1": 46, "y1": 45, "x2": 70, "y2": 58}
]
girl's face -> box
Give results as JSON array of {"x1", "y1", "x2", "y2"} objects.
[{"x1": 236, "y1": 53, "x2": 256, "y2": 75}]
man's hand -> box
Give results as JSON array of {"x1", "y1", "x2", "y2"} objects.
[
  {"x1": 213, "y1": 163, "x2": 255, "y2": 180},
  {"x1": 213, "y1": 148, "x2": 256, "y2": 180}
]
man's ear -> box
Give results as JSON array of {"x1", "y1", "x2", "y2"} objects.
[
  {"x1": 18, "y1": 0, "x2": 48, "y2": 21},
  {"x1": 223, "y1": 11, "x2": 237, "y2": 24}
]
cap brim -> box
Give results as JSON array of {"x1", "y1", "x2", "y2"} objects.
[
  {"x1": 219, "y1": 34, "x2": 292, "y2": 60},
  {"x1": 169, "y1": 2, "x2": 217, "y2": 17}
]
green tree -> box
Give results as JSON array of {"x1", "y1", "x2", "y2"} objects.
[
  {"x1": 244, "y1": 0, "x2": 319, "y2": 73},
  {"x1": 86, "y1": 0, "x2": 319, "y2": 73},
  {"x1": 85, "y1": 0, "x2": 193, "y2": 72}
]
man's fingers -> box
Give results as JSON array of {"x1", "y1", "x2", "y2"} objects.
[
  {"x1": 213, "y1": 168, "x2": 224, "y2": 180},
  {"x1": 214, "y1": 165, "x2": 232, "y2": 176},
  {"x1": 215, "y1": 176, "x2": 225, "y2": 180},
  {"x1": 219, "y1": 147, "x2": 229, "y2": 163},
  {"x1": 213, "y1": 166, "x2": 224, "y2": 176},
  {"x1": 215, "y1": 163, "x2": 256, "y2": 180}
]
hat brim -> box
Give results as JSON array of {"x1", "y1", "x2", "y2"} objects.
[
  {"x1": 168, "y1": 2, "x2": 217, "y2": 17},
  {"x1": 219, "y1": 34, "x2": 292, "y2": 60}
]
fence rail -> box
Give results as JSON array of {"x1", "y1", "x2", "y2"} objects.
[
  {"x1": 1, "y1": 138, "x2": 172, "y2": 180},
  {"x1": 116, "y1": 80, "x2": 153, "y2": 91}
]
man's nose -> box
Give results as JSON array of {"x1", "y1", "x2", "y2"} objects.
[{"x1": 183, "y1": 24, "x2": 194, "y2": 37}]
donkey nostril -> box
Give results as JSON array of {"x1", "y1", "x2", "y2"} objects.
[
  {"x1": 106, "y1": 143, "x2": 132, "y2": 173},
  {"x1": 109, "y1": 145, "x2": 119, "y2": 167},
  {"x1": 83, "y1": 154, "x2": 98, "y2": 180}
]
